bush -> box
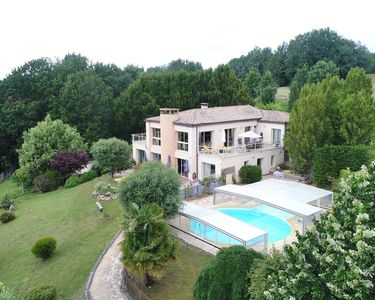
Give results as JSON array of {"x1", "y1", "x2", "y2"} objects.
[
  {"x1": 91, "y1": 161, "x2": 104, "y2": 176},
  {"x1": 239, "y1": 165, "x2": 262, "y2": 184},
  {"x1": 64, "y1": 171, "x2": 97, "y2": 188},
  {"x1": 25, "y1": 285, "x2": 57, "y2": 300},
  {"x1": 194, "y1": 246, "x2": 263, "y2": 300},
  {"x1": 0, "y1": 211, "x2": 16, "y2": 224},
  {"x1": 119, "y1": 162, "x2": 181, "y2": 219},
  {"x1": 64, "y1": 175, "x2": 80, "y2": 188},
  {"x1": 313, "y1": 145, "x2": 372, "y2": 188},
  {"x1": 78, "y1": 170, "x2": 97, "y2": 183},
  {"x1": 31, "y1": 237, "x2": 57, "y2": 259},
  {"x1": 0, "y1": 281, "x2": 17, "y2": 300},
  {"x1": 33, "y1": 170, "x2": 62, "y2": 193},
  {"x1": 0, "y1": 195, "x2": 14, "y2": 210}
]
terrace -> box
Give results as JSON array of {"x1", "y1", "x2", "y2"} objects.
[
  {"x1": 131, "y1": 132, "x2": 146, "y2": 144},
  {"x1": 199, "y1": 143, "x2": 281, "y2": 157}
]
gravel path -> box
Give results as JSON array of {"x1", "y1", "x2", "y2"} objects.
[{"x1": 88, "y1": 232, "x2": 129, "y2": 300}]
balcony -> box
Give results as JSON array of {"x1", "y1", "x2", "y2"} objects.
[
  {"x1": 132, "y1": 133, "x2": 146, "y2": 144},
  {"x1": 199, "y1": 143, "x2": 281, "y2": 156}
]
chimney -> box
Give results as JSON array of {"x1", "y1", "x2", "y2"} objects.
[
  {"x1": 201, "y1": 103, "x2": 208, "y2": 109},
  {"x1": 159, "y1": 108, "x2": 179, "y2": 167}
]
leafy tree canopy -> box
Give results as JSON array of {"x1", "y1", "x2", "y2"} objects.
[
  {"x1": 265, "y1": 162, "x2": 375, "y2": 299},
  {"x1": 90, "y1": 137, "x2": 132, "y2": 176},
  {"x1": 56, "y1": 70, "x2": 113, "y2": 144},
  {"x1": 17, "y1": 115, "x2": 86, "y2": 183},
  {"x1": 194, "y1": 246, "x2": 263, "y2": 300},
  {"x1": 119, "y1": 162, "x2": 181, "y2": 219},
  {"x1": 285, "y1": 67, "x2": 375, "y2": 174}
]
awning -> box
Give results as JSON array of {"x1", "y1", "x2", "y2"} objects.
[{"x1": 238, "y1": 131, "x2": 261, "y2": 139}]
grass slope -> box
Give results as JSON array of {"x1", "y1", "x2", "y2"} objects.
[
  {"x1": 0, "y1": 176, "x2": 123, "y2": 300},
  {"x1": 135, "y1": 243, "x2": 212, "y2": 300}
]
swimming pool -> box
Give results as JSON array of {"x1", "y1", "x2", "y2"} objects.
[{"x1": 190, "y1": 207, "x2": 291, "y2": 244}]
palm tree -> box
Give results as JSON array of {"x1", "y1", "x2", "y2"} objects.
[{"x1": 121, "y1": 203, "x2": 178, "y2": 287}]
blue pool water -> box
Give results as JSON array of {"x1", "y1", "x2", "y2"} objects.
[{"x1": 190, "y1": 207, "x2": 291, "y2": 244}]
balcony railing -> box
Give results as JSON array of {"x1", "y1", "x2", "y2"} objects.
[
  {"x1": 199, "y1": 143, "x2": 281, "y2": 155},
  {"x1": 132, "y1": 133, "x2": 146, "y2": 143}
]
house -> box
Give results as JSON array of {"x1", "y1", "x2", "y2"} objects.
[{"x1": 131, "y1": 104, "x2": 289, "y2": 182}]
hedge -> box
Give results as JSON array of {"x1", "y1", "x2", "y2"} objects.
[
  {"x1": 313, "y1": 145, "x2": 374, "y2": 188},
  {"x1": 239, "y1": 165, "x2": 262, "y2": 184}
]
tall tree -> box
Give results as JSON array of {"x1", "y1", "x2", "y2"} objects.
[
  {"x1": 17, "y1": 115, "x2": 86, "y2": 183},
  {"x1": 258, "y1": 71, "x2": 278, "y2": 104},
  {"x1": 285, "y1": 68, "x2": 375, "y2": 174},
  {"x1": 244, "y1": 68, "x2": 261, "y2": 99},
  {"x1": 121, "y1": 203, "x2": 178, "y2": 287},
  {"x1": 288, "y1": 61, "x2": 339, "y2": 110},
  {"x1": 56, "y1": 70, "x2": 113, "y2": 144}
]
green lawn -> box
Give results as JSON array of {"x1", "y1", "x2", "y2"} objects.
[
  {"x1": 134, "y1": 242, "x2": 212, "y2": 300},
  {"x1": 0, "y1": 176, "x2": 123, "y2": 299}
]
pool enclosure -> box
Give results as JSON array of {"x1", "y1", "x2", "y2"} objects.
[
  {"x1": 213, "y1": 179, "x2": 333, "y2": 235},
  {"x1": 170, "y1": 201, "x2": 268, "y2": 251}
]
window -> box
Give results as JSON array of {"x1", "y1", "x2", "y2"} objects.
[
  {"x1": 199, "y1": 131, "x2": 212, "y2": 147},
  {"x1": 245, "y1": 126, "x2": 252, "y2": 132},
  {"x1": 225, "y1": 128, "x2": 235, "y2": 147},
  {"x1": 152, "y1": 128, "x2": 161, "y2": 146},
  {"x1": 271, "y1": 155, "x2": 275, "y2": 166},
  {"x1": 177, "y1": 131, "x2": 189, "y2": 151},
  {"x1": 244, "y1": 161, "x2": 248, "y2": 166},
  {"x1": 272, "y1": 129, "x2": 281, "y2": 146},
  {"x1": 257, "y1": 158, "x2": 263, "y2": 168},
  {"x1": 152, "y1": 153, "x2": 161, "y2": 161},
  {"x1": 203, "y1": 163, "x2": 215, "y2": 177},
  {"x1": 138, "y1": 150, "x2": 147, "y2": 163},
  {"x1": 177, "y1": 158, "x2": 188, "y2": 177}
]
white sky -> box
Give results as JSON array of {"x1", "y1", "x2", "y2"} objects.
[{"x1": 1, "y1": 0, "x2": 374, "y2": 79}]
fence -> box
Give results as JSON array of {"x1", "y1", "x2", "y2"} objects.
[{"x1": 124, "y1": 270, "x2": 150, "y2": 300}]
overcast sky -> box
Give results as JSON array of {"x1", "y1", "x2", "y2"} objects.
[{"x1": 1, "y1": 0, "x2": 374, "y2": 79}]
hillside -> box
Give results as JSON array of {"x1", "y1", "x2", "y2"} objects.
[{"x1": 0, "y1": 176, "x2": 123, "y2": 299}]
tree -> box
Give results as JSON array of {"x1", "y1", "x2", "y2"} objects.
[
  {"x1": 265, "y1": 162, "x2": 375, "y2": 299},
  {"x1": 17, "y1": 115, "x2": 86, "y2": 183},
  {"x1": 258, "y1": 71, "x2": 277, "y2": 104},
  {"x1": 51, "y1": 151, "x2": 89, "y2": 179},
  {"x1": 285, "y1": 68, "x2": 375, "y2": 174},
  {"x1": 56, "y1": 70, "x2": 113, "y2": 144},
  {"x1": 248, "y1": 251, "x2": 283, "y2": 300},
  {"x1": 90, "y1": 138, "x2": 132, "y2": 177},
  {"x1": 244, "y1": 68, "x2": 261, "y2": 99},
  {"x1": 194, "y1": 246, "x2": 263, "y2": 300},
  {"x1": 288, "y1": 61, "x2": 339, "y2": 110},
  {"x1": 121, "y1": 203, "x2": 178, "y2": 287},
  {"x1": 285, "y1": 28, "x2": 371, "y2": 81},
  {"x1": 119, "y1": 162, "x2": 181, "y2": 219}
]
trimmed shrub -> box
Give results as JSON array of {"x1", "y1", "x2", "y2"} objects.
[
  {"x1": 78, "y1": 170, "x2": 97, "y2": 183},
  {"x1": 313, "y1": 145, "x2": 372, "y2": 188},
  {"x1": 0, "y1": 195, "x2": 14, "y2": 210},
  {"x1": 33, "y1": 170, "x2": 62, "y2": 193},
  {"x1": 64, "y1": 175, "x2": 80, "y2": 188},
  {"x1": 0, "y1": 211, "x2": 16, "y2": 224},
  {"x1": 31, "y1": 237, "x2": 57, "y2": 259},
  {"x1": 239, "y1": 165, "x2": 262, "y2": 184},
  {"x1": 25, "y1": 285, "x2": 57, "y2": 300},
  {"x1": 119, "y1": 162, "x2": 181, "y2": 219},
  {"x1": 64, "y1": 171, "x2": 97, "y2": 188},
  {"x1": 194, "y1": 246, "x2": 263, "y2": 300}
]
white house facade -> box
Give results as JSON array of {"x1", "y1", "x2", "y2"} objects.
[{"x1": 132, "y1": 104, "x2": 289, "y2": 182}]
